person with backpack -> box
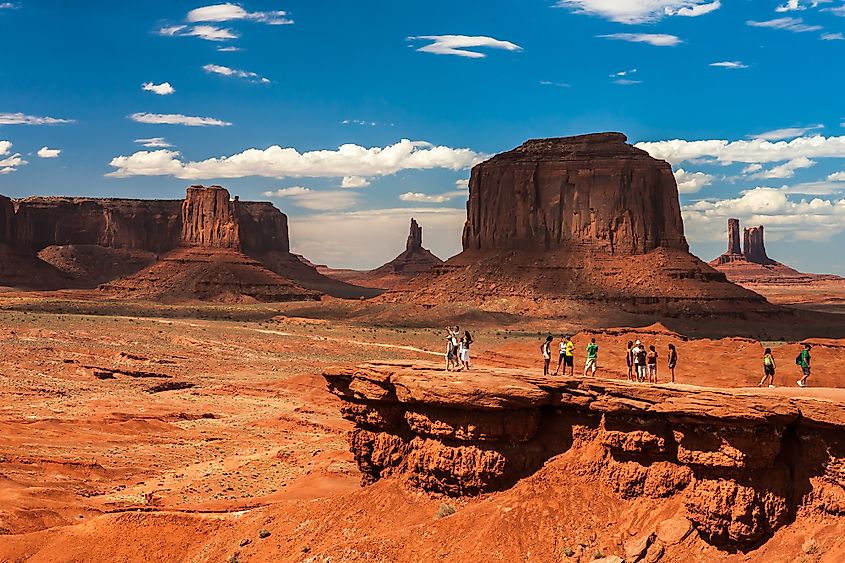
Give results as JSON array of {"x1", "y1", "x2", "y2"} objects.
[
  {"x1": 796, "y1": 343, "x2": 812, "y2": 387},
  {"x1": 459, "y1": 330, "x2": 473, "y2": 370},
  {"x1": 759, "y1": 347, "x2": 776, "y2": 388},
  {"x1": 541, "y1": 335, "x2": 553, "y2": 376},
  {"x1": 667, "y1": 343, "x2": 678, "y2": 383},
  {"x1": 584, "y1": 338, "x2": 599, "y2": 377}
]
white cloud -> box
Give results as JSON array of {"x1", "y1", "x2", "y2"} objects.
[
  {"x1": 827, "y1": 171, "x2": 845, "y2": 181},
  {"x1": 746, "y1": 17, "x2": 822, "y2": 32},
  {"x1": 158, "y1": 24, "x2": 238, "y2": 41},
  {"x1": 128, "y1": 112, "x2": 232, "y2": 127},
  {"x1": 598, "y1": 33, "x2": 682, "y2": 46},
  {"x1": 635, "y1": 135, "x2": 845, "y2": 166},
  {"x1": 106, "y1": 139, "x2": 484, "y2": 180},
  {"x1": 341, "y1": 175, "x2": 370, "y2": 188},
  {"x1": 187, "y1": 3, "x2": 293, "y2": 25},
  {"x1": 262, "y1": 187, "x2": 360, "y2": 211},
  {"x1": 750, "y1": 156, "x2": 816, "y2": 179},
  {"x1": 341, "y1": 119, "x2": 378, "y2": 126},
  {"x1": 750, "y1": 124, "x2": 824, "y2": 140},
  {"x1": 0, "y1": 112, "x2": 74, "y2": 125},
  {"x1": 673, "y1": 168, "x2": 714, "y2": 193},
  {"x1": 710, "y1": 61, "x2": 748, "y2": 69},
  {"x1": 0, "y1": 141, "x2": 26, "y2": 174},
  {"x1": 614, "y1": 79, "x2": 642, "y2": 85},
  {"x1": 611, "y1": 69, "x2": 637, "y2": 77},
  {"x1": 742, "y1": 163, "x2": 763, "y2": 174},
  {"x1": 399, "y1": 191, "x2": 467, "y2": 203},
  {"x1": 289, "y1": 208, "x2": 465, "y2": 269},
  {"x1": 142, "y1": 81, "x2": 175, "y2": 95},
  {"x1": 408, "y1": 35, "x2": 522, "y2": 58},
  {"x1": 682, "y1": 187, "x2": 845, "y2": 243},
  {"x1": 455, "y1": 178, "x2": 469, "y2": 188},
  {"x1": 539, "y1": 80, "x2": 571, "y2": 87},
  {"x1": 0, "y1": 2, "x2": 20, "y2": 8},
  {"x1": 203, "y1": 63, "x2": 269, "y2": 83},
  {"x1": 776, "y1": 0, "x2": 804, "y2": 12},
  {"x1": 36, "y1": 146, "x2": 61, "y2": 158},
  {"x1": 556, "y1": 0, "x2": 719, "y2": 23},
  {"x1": 821, "y1": 32, "x2": 844, "y2": 40},
  {"x1": 134, "y1": 137, "x2": 173, "y2": 148},
  {"x1": 217, "y1": 46, "x2": 242, "y2": 52}
]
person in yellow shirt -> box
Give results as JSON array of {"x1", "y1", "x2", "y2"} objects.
[{"x1": 563, "y1": 336, "x2": 575, "y2": 377}]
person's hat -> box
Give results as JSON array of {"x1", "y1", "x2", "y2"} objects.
[{"x1": 635, "y1": 340, "x2": 641, "y2": 345}]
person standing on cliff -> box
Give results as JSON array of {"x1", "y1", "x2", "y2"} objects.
[
  {"x1": 759, "y1": 347, "x2": 776, "y2": 388},
  {"x1": 631, "y1": 340, "x2": 644, "y2": 382},
  {"x1": 584, "y1": 338, "x2": 599, "y2": 377},
  {"x1": 626, "y1": 341, "x2": 635, "y2": 381},
  {"x1": 445, "y1": 326, "x2": 459, "y2": 371},
  {"x1": 668, "y1": 343, "x2": 678, "y2": 383},
  {"x1": 796, "y1": 343, "x2": 812, "y2": 387},
  {"x1": 459, "y1": 330, "x2": 473, "y2": 370},
  {"x1": 554, "y1": 336, "x2": 566, "y2": 375},
  {"x1": 563, "y1": 336, "x2": 575, "y2": 377},
  {"x1": 541, "y1": 335, "x2": 553, "y2": 376},
  {"x1": 647, "y1": 345, "x2": 658, "y2": 383}
]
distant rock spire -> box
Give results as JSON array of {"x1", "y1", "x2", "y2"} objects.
[
  {"x1": 406, "y1": 218, "x2": 423, "y2": 252},
  {"x1": 727, "y1": 218, "x2": 741, "y2": 255},
  {"x1": 743, "y1": 225, "x2": 773, "y2": 265}
]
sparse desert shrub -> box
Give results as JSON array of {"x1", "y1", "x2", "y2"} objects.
[
  {"x1": 228, "y1": 555, "x2": 239, "y2": 563},
  {"x1": 435, "y1": 503, "x2": 457, "y2": 519},
  {"x1": 563, "y1": 546, "x2": 575, "y2": 557},
  {"x1": 802, "y1": 538, "x2": 819, "y2": 554},
  {"x1": 258, "y1": 528, "x2": 271, "y2": 539},
  {"x1": 592, "y1": 549, "x2": 605, "y2": 559}
]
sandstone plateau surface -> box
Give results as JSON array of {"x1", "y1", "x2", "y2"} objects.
[
  {"x1": 710, "y1": 218, "x2": 845, "y2": 306},
  {"x1": 382, "y1": 133, "x2": 773, "y2": 317},
  {"x1": 326, "y1": 360, "x2": 845, "y2": 550}
]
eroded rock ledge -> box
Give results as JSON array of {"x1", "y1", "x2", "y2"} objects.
[{"x1": 324, "y1": 362, "x2": 845, "y2": 548}]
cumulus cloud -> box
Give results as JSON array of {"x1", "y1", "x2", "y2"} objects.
[
  {"x1": 128, "y1": 112, "x2": 232, "y2": 127},
  {"x1": 399, "y1": 191, "x2": 467, "y2": 203},
  {"x1": 455, "y1": 179, "x2": 469, "y2": 188},
  {"x1": 408, "y1": 35, "x2": 522, "y2": 58},
  {"x1": 262, "y1": 187, "x2": 360, "y2": 211},
  {"x1": 598, "y1": 33, "x2": 681, "y2": 46},
  {"x1": 556, "y1": 0, "x2": 719, "y2": 23},
  {"x1": 776, "y1": 0, "x2": 803, "y2": 11},
  {"x1": 36, "y1": 146, "x2": 61, "y2": 158},
  {"x1": 187, "y1": 3, "x2": 293, "y2": 25},
  {"x1": 203, "y1": 63, "x2": 269, "y2": 83},
  {"x1": 750, "y1": 124, "x2": 824, "y2": 140},
  {"x1": 341, "y1": 175, "x2": 370, "y2": 188},
  {"x1": 635, "y1": 135, "x2": 845, "y2": 166},
  {"x1": 0, "y1": 112, "x2": 74, "y2": 125},
  {"x1": 750, "y1": 156, "x2": 816, "y2": 179},
  {"x1": 746, "y1": 17, "x2": 822, "y2": 32},
  {"x1": 827, "y1": 171, "x2": 845, "y2": 181},
  {"x1": 135, "y1": 137, "x2": 173, "y2": 148},
  {"x1": 710, "y1": 61, "x2": 748, "y2": 69},
  {"x1": 106, "y1": 139, "x2": 484, "y2": 180},
  {"x1": 289, "y1": 207, "x2": 465, "y2": 269},
  {"x1": 673, "y1": 168, "x2": 714, "y2": 193},
  {"x1": 0, "y1": 141, "x2": 26, "y2": 174},
  {"x1": 682, "y1": 187, "x2": 845, "y2": 243},
  {"x1": 158, "y1": 24, "x2": 238, "y2": 41},
  {"x1": 142, "y1": 82, "x2": 175, "y2": 95}
]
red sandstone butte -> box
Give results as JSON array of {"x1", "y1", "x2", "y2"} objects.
[{"x1": 382, "y1": 133, "x2": 772, "y2": 316}]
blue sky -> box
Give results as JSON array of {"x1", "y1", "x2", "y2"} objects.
[{"x1": 2, "y1": 1, "x2": 845, "y2": 272}]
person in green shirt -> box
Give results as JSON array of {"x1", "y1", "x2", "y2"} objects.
[
  {"x1": 584, "y1": 338, "x2": 599, "y2": 377},
  {"x1": 797, "y1": 344, "x2": 812, "y2": 388}
]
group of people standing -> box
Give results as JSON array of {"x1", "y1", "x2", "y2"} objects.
[
  {"x1": 445, "y1": 326, "x2": 473, "y2": 371},
  {"x1": 540, "y1": 335, "x2": 676, "y2": 383}
]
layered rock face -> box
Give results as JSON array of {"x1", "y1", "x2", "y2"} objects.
[
  {"x1": 325, "y1": 361, "x2": 845, "y2": 548},
  {"x1": 383, "y1": 133, "x2": 771, "y2": 316},
  {"x1": 181, "y1": 186, "x2": 240, "y2": 249},
  {"x1": 0, "y1": 195, "x2": 14, "y2": 244},
  {"x1": 371, "y1": 218, "x2": 444, "y2": 276},
  {"x1": 743, "y1": 225, "x2": 773, "y2": 264},
  {"x1": 462, "y1": 133, "x2": 687, "y2": 254}
]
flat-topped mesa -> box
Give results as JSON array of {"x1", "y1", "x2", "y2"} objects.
[
  {"x1": 180, "y1": 185, "x2": 241, "y2": 249},
  {"x1": 0, "y1": 195, "x2": 13, "y2": 244},
  {"x1": 462, "y1": 132, "x2": 688, "y2": 255},
  {"x1": 743, "y1": 225, "x2": 774, "y2": 265}
]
